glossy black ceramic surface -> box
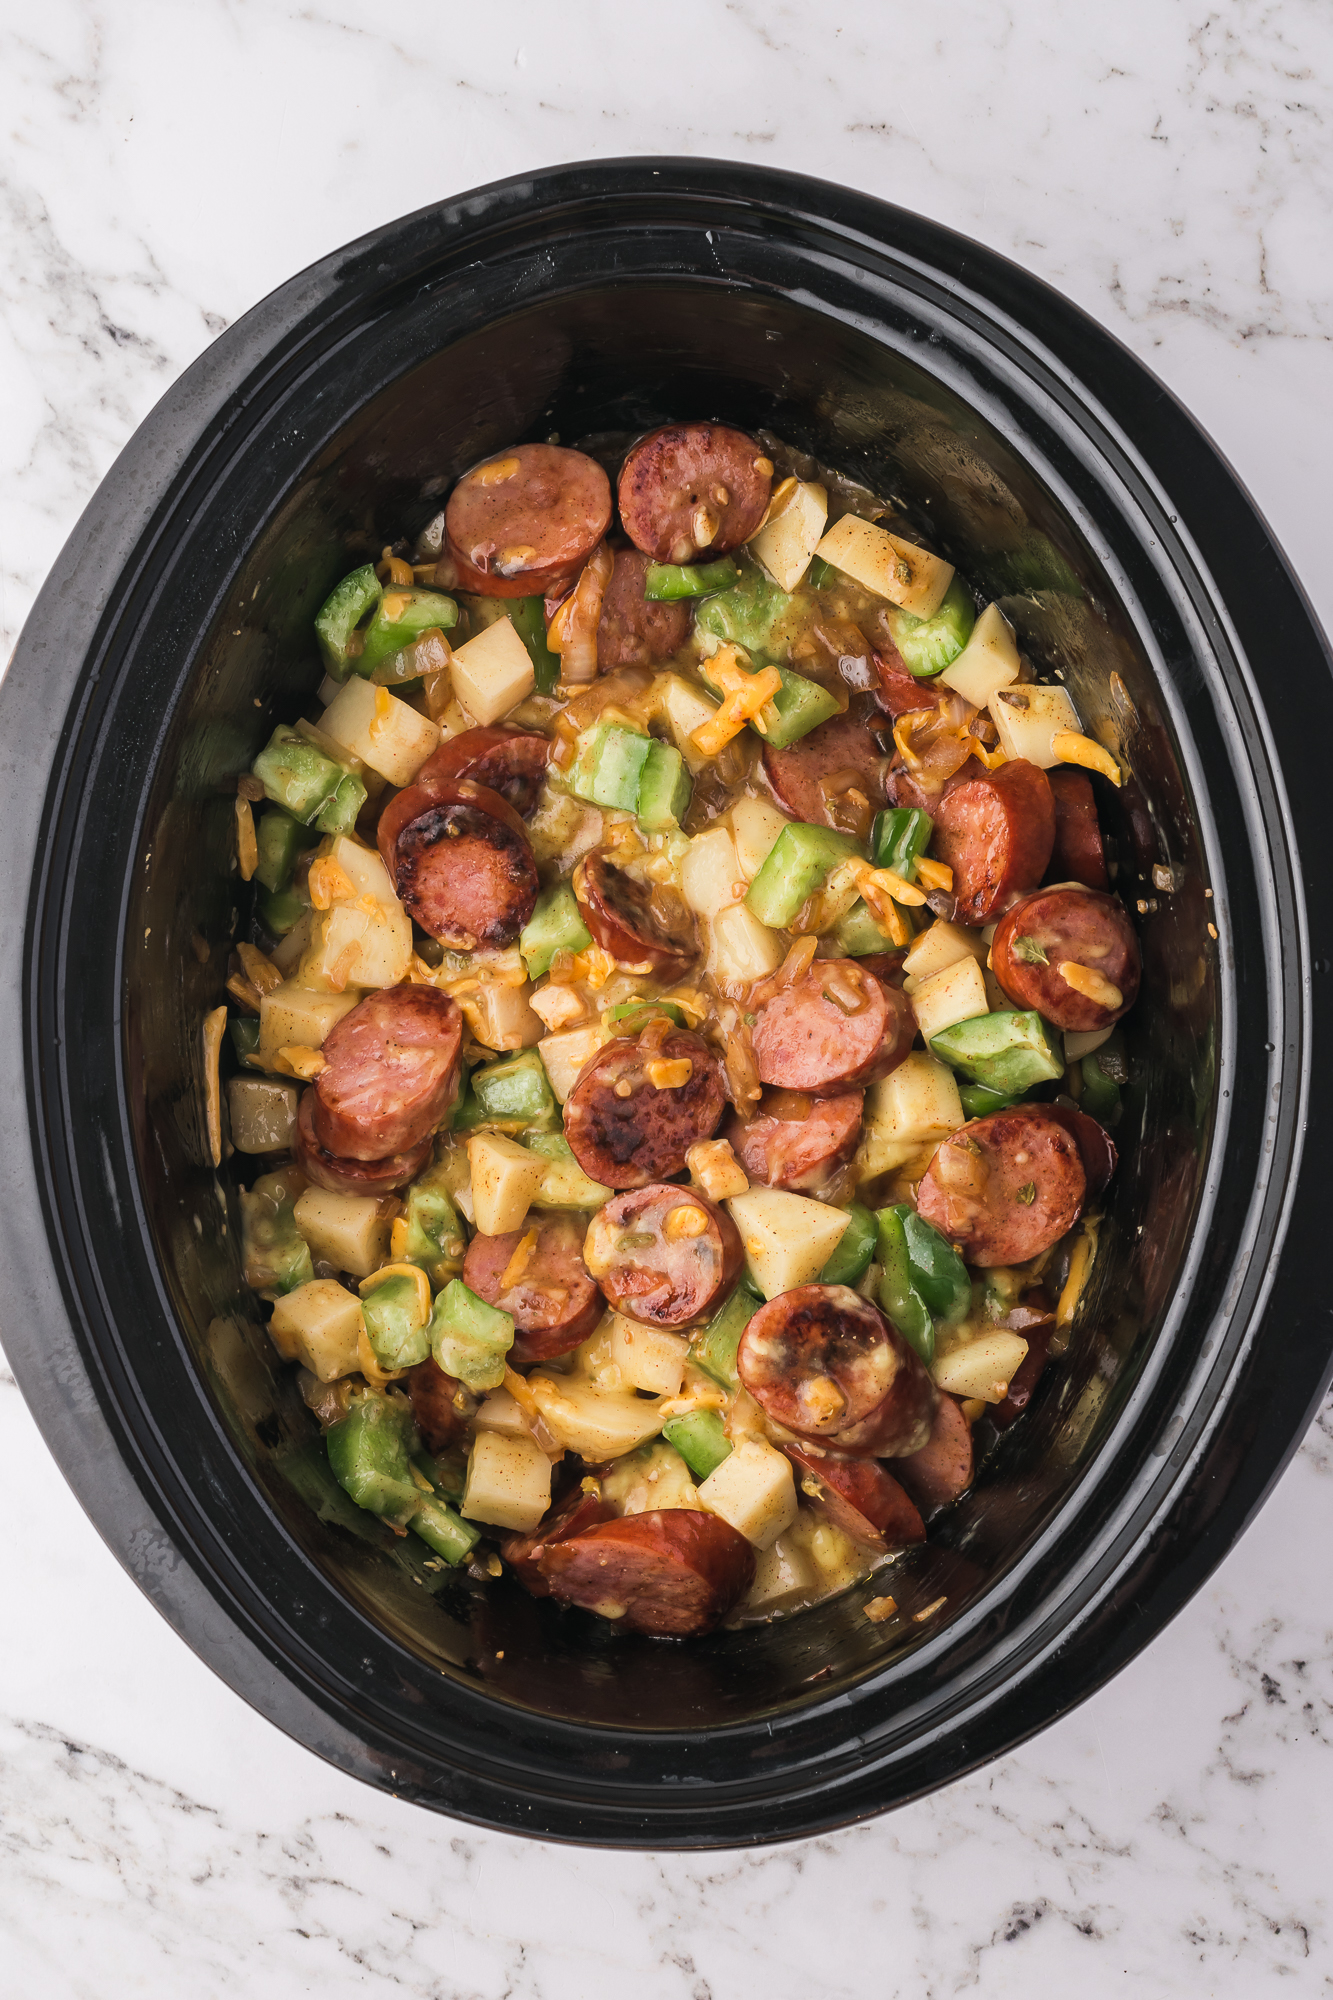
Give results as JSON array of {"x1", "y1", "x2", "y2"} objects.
[{"x1": 2, "y1": 160, "x2": 1330, "y2": 1847}]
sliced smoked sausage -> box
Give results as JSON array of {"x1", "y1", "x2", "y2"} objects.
[
  {"x1": 618, "y1": 423, "x2": 772, "y2": 563},
  {"x1": 737, "y1": 1284, "x2": 937, "y2": 1458},
  {"x1": 445, "y1": 443, "x2": 612, "y2": 598},
  {"x1": 874, "y1": 642, "x2": 934, "y2": 718},
  {"x1": 522, "y1": 1508, "x2": 756, "y2": 1636},
  {"x1": 583, "y1": 1185, "x2": 742, "y2": 1328},
  {"x1": 312, "y1": 983, "x2": 463, "y2": 1162},
  {"x1": 576, "y1": 852, "x2": 698, "y2": 974},
  {"x1": 294, "y1": 1089, "x2": 430, "y2": 1195},
  {"x1": 752, "y1": 963, "x2": 913, "y2": 1095},
  {"x1": 726, "y1": 1090, "x2": 864, "y2": 1191},
  {"x1": 931, "y1": 758, "x2": 1055, "y2": 925},
  {"x1": 783, "y1": 1444, "x2": 925, "y2": 1552},
  {"x1": 915, "y1": 1107, "x2": 1087, "y2": 1267},
  {"x1": 596, "y1": 547, "x2": 693, "y2": 669},
  {"x1": 500, "y1": 1488, "x2": 615, "y2": 1597},
  {"x1": 1045, "y1": 1104, "x2": 1118, "y2": 1197},
  {"x1": 563, "y1": 1026, "x2": 728, "y2": 1191},
  {"x1": 414, "y1": 726, "x2": 550, "y2": 820},
  {"x1": 893, "y1": 1392, "x2": 975, "y2": 1510},
  {"x1": 761, "y1": 698, "x2": 890, "y2": 830},
  {"x1": 381, "y1": 779, "x2": 539, "y2": 950},
  {"x1": 462, "y1": 1215, "x2": 603, "y2": 1364},
  {"x1": 991, "y1": 885, "x2": 1140, "y2": 1032},
  {"x1": 407, "y1": 1356, "x2": 470, "y2": 1451},
  {"x1": 1047, "y1": 766, "x2": 1109, "y2": 891}
]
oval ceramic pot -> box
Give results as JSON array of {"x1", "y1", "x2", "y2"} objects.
[{"x1": 2, "y1": 159, "x2": 1330, "y2": 1847}]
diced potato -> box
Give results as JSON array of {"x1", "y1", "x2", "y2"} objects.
[
  {"x1": 856, "y1": 1051, "x2": 965, "y2": 1178},
  {"x1": 814, "y1": 516, "x2": 955, "y2": 619},
  {"x1": 748, "y1": 479, "x2": 828, "y2": 592},
  {"x1": 527, "y1": 1371, "x2": 667, "y2": 1459},
  {"x1": 606, "y1": 1313, "x2": 690, "y2": 1396},
  {"x1": 688, "y1": 1138, "x2": 749, "y2": 1201},
  {"x1": 712, "y1": 903, "x2": 784, "y2": 983},
  {"x1": 472, "y1": 1388, "x2": 532, "y2": 1438},
  {"x1": 300, "y1": 895, "x2": 413, "y2": 992},
  {"x1": 466, "y1": 1132, "x2": 546, "y2": 1235},
  {"x1": 938, "y1": 602, "x2": 1021, "y2": 708},
  {"x1": 527, "y1": 1138, "x2": 611, "y2": 1211},
  {"x1": 291, "y1": 1187, "x2": 390, "y2": 1278},
  {"x1": 461, "y1": 1429, "x2": 552, "y2": 1532},
  {"x1": 227, "y1": 1076, "x2": 299, "y2": 1154},
  {"x1": 654, "y1": 673, "x2": 721, "y2": 774},
  {"x1": 257, "y1": 982, "x2": 358, "y2": 1064},
  {"x1": 730, "y1": 797, "x2": 791, "y2": 880},
  {"x1": 271, "y1": 912, "x2": 312, "y2": 976},
  {"x1": 449, "y1": 615, "x2": 536, "y2": 727},
  {"x1": 698, "y1": 1438, "x2": 798, "y2": 1550},
  {"x1": 746, "y1": 1530, "x2": 817, "y2": 1611},
  {"x1": 1065, "y1": 1026, "x2": 1114, "y2": 1061},
  {"x1": 268, "y1": 1279, "x2": 364, "y2": 1381},
  {"x1": 323, "y1": 834, "x2": 397, "y2": 905},
  {"x1": 457, "y1": 980, "x2": 545, "y2": 1053},
  {"x1": 911, "y1": 956, "x2": 989, "y2": 1046},
  {"x1": 933, "y1": 1329, "x2": 1030, "y2": 1403},
  {"x1": 988, "y1": 682, "x2": 1082, "y2": 768},
  {"x1": 320, "y1": 676, "x2": 441, "y2": 786},
  {"x1": 726, "y1": 1188, "x2": 851, "y2": 1299},
  {"x1": 902, "y1": 918, "x2": 988, "y2": 984},
  {"x1": 527, "y1": 788, "x2": 603, "y2": 871},
  {"x1": 680, "y1": 827, "x2": 742, "y2": 921},
  {"x1": 537, "y1": 1023, "x2": 609, "y2": 1103}
]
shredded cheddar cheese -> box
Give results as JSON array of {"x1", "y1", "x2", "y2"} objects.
[
  {"x1": 234, "y1": 796, "x2": 258, "y2": 881},
  {"x1": 914, "y1": 855, "x2": 954, "y2": 893},
  {"x1": 1058, "y1": 960, "x2": 1123, "y2": 1010},
  {"x1": 471, "y1": 455, "x2": 521, "y2": 487},
  {"x1": 1052, "y1": 729, "x2": 1121, "y2": 786},
  {"x1": 275, "y1": 1046, "x2": 328, "y2": 1081},
  {"x1": 646, "y1": 1057, "x2": 693, "y2": 1091},
  {"x1": 308, "y1": 857, "x2": 355, "y2": 910},
  {"x1": 499, "y1": 1227, "x2": 539, "y2": 1292},
  {"x1": 690, "y1": 646, "x2": 783, "y2": 756}
]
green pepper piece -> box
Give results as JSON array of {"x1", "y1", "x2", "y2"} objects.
[
  {"x1": 356, "y1": 589, "x2": 459, "y2": 677},
  {"x1": 415, "y1": 1442, "x2": 468, "y2": 1505},
  {"x1": 256, "y1": 883, "x2": 309, "y2": 938},
  {"x1": 695, "y1": 563, "x2": 792, "y2": 662},
  {"x1": 662, "y1": 1409, "x2": 734, "y2": 1480},
  {"x1": 521, "y1": 1132, "x2": 612, "y2": 1210},
  {"x1": 239, "y1": 1167, "x2": 314, "y2": 1298},
  {"x1": 568, "y1": 721, "x2": 654, "y2": 811},
  {"x1": 252, "y1": 726, "x2": 343, "y2": 824},
  {"x1": 314, "y1": 769, "x2": 368, "y2": 836},
  {"x1": 644, "y1": 557, "x2": 740, "y2": 601},
  {"x1": 428, "y1": 1279, "x2": 515, "y2": 1393},
  {"x1": 461, "y1": 1049, "x2": 558, "y2": 1134},
  {"x1": 929, "y1": 1009, "x2": 1063, "y2": 1095},
  {"x1": 315, "y1": 564, "x2": 383, "y2": 681},
  {"x1": 875, "y1": 1208, "x2": 934, "y2": 1364},
  {"x1": 360, "y1": 1270, "x2": 432, "y2": 1371},
  {"x1": 399, "y1": 1169, "x2": 467, "y2": 1284},
  {"x1": 325, "y1": 1392, "x2": 420, "y2": 1525},
  {"x1": 254, "y1": 808, "x2": 316, "y2": 895},
  {"x1": 410, "y1": 1491, "x2": 481, "y2": 1565},
  {"x1": 745, "y1": 822, "x2": 863, "y2": 931},
  {"x1": 883, "y1": 576, "x2": 976, "y2": 678},
  {"x1": 807, "y1": 555, "x2": 839, "y2": 591},
  {"x1": 506, "y1": 596, "x2": 562, "y2": 695},
  {"x1": 519, "y1": 882, "x2": 593, "y2": 979},
  {"x1": 832, "y1": 898, "x2": 903, "y2": 957},
  {"x1": 636, "y1": 740, "x2": 692, "y2": 829},
  {"x1": 604, "y1": 999, "x2": 687, "y2": 1032},
  {"x1": 958, "y1": 1081, "x2": 1019, "y2": 1119},
  {"x1": 871, "y1": 806, "x2": 934, "y2": 882},
  {"x1": 230, "y1": 1015, "x2": 262, "y2": 1062},
  {"x1": 756, "y1": 665, "x2": 843, "y2": 749},
  {"x1": 818, "y1": 1202, "x2": 878, "y2": 1286},
  {"x1": 688, "y1": 1282, "x2": 761, "y2": 1392},
  {"x1": 894, "y1": 1205, "x2": 971, "y2": 1324},
  {"x1": 1080, "y1": 1051, "x2": 1121, "y2": 1123}
]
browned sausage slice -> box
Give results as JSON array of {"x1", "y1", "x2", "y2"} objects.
[
  {"x1": 563, "y1": 1026, "x2": 728, "y2": 1191},
  {"x1": 312, "y1": 984, "x2": 463, "y2": 1161},
  {"x1": 991, "y1": 885, "x2": 1140, "y2": 1032},
  {"x1": 577, "y1": 852, "x2": 698, "y2": 973},
  {"x1": 752, "y1": 963, "x2": 913, "y2": 1095},
  {"x1": 583, "y1": 1185, "x2": 742, "y2": 1328},
  {"x1": 294, "y1": 1088, "x2": 430, "y2": 1194},
  {"x1": 523, "y1": 1509, "x2": 756, "y2": 1635},
  {"x1": 761, "y1": 698, "x2": 890, "y2": 829},
  {"x1": 915, "y1": 1107, "x2": 1087, "y2": 1267},
  {"x1": 726, "y1": 1090, "x2": 864, "y2": 1190},
  {"x1": 596, "y1": 547, "x2": 693, "y2": 669},
  {"x1": 445, "y1": 443, "x2": 613, "y2": 598},
  {"x1": 783, "y1": 1444, "x2": 925, "y2": 1551},
  {"x1": 893, "y1": 1392, "x2": 975, "y2": 1509},
  {"x1": 500, "y1": 1487, "x2": 615, "y2": 1597},
  {"x1": 1044, "y1": 1104, "x2": 1118, "y2": 1197},
  {"x1": 931, "y1": 758, "x2": 1055, "y2": 924},
  {"x1": 407, "y1": 1356, "x2": 469, "y2": 1451},
  {"x1": 1047, "y1": 766, "x2": 1109, "y2": 891},
  {"x1": 874, "y1": 642, "x2": 934, "y2": 718},
  {"x1": 988, "y1": 1302, "x2": 1055, "y2": 1431},
  {"x1": 737, "y1": 1284, "x2": 937, "y2": 1457},
  {"x1": 383, "y1": 779, "x2": 539, "y2": 949},
  {"x1": 618, "y1": 424, "x2": 772, "y2": 563},
  {"x1": 415, "y1": 725, "x2": 550, "y2": 820},
  {"x1": 462, "y1": 1215, "x2": 604, "y2": 1364}
]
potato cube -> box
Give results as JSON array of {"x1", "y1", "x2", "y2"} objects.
[
  {"x1": 911, "y1": 955, "x2": 989, "y2": 1046},
  {"x1": 527, "y1": 1371, "x2": 667, "y2": 1459},
  {"x1": 461, "y1": 1429, "x2": 552, "y2": 1532},
  {"x1": 654, "y1": 673, "x2": 721, "y2": 774},
  {"x1": 680, "y1": 827, "x2": 742, "y2": 920},
  {"x1": 472, "y1": 1388, "x2": 533, "y2": 1438},
  {"x1": 300, "y1": 896, "x2": 412, "y2": 992},
  {"x1": 726, "y1": 1188, "x2": 851, "y2": 1299},
  {"x1": 268, "y1": 1279, "x2": 364, "y2": 1381},
  {"x1": 449, "y1": 615, "x2": 536, "y2": 727},
  {"x1": 748, "y1": 479, "x2": 828, "y2": 592},
  {"x1": 323, "y1": 834, "x2": 397, "y2": 905},
  {"x1": 537, "y1": 1023, "x2": 609, "y2": 1103},
  {"x1": 902, "y1": 918, "x2": 988, "y2": 984},
  {"x1": 457, "y1": 980, "x2": 545, "y2": 1053},
  {"x1": 1065, "y1": 1026, "x2": 1113, "y2": 1062},
  {"x1": 321, "y1": 676, "x2": 441, "y2": 786},
  {"x1": 257, "y1": 982, "x2": 358, "y2": 1064},
  {"x1": 746, "y1": 1531, "x2": 817, "y2": 1611},
  {"x1": 606, "y1": 1313, "x2": 690, "y2": 1396},
  {"x1": 730, "y1": 797, "x2": 790, "y2": 880},
  {"x1": 698, "y1": 1438, "x2": 798, "y2": 1550},
  {"x1": 227, "y1": 1076, "x2": 299, "y2": 1154},
  {"x1": 988, "y1": 682, "x2": 1082, "y2": 768},
  {"x1": 933, "y1": 1330, "x2": 1030, "y2": 1403},
  {"x1": 938, "y1": 602, "x2": 1021, "y2": 708},
  {"x1": 814, "y1": 516, "x2": 955, "y2": 619},
  {"x1": 291, "y1": 1187, "x2": 390, "y2": 1278},
  {"x1": 712, "y1": 903, "x2": 784, "y2": 983},
  {"x1": 467, "y1": 1132, "x2": 546, "y2": 1235},
  {"x1": 856, "y1": 1052, "x2": 965, "y2": 1179}
]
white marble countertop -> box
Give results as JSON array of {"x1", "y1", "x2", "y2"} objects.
[{"x1": 3, "y1": 2, "x2": 1332, "y2": 1991}]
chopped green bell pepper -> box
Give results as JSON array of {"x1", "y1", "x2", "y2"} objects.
[
  {"x1": 833, "y1": 898, "x2": 903, "y2": 956},
  {"x1": 325, "y1": 1392, "x2": 420, "y2": 1526},
  {"x1": 604, "y1": 999, "x2": 687, "y2": 1032},
  {"x1": 505, "y1": 596, "x2": 562, "y2": 695},
  {"x1": 662, "y1": 1409, "x2": 733, "y2": 1480},
  {"x1": 428, "y1": 1279, "x2": 514, "y2": 1394},
  {"x1": 929, "y1": 1009, "x2": 1064, "y2": 1095},
  {"x1": 958, "y1": 1081, "x2": 1019, "y2": 1119},
  {"x1": 644, "y1": 557, "x2": 740, "y2": 601},
  {"x1": 695, "y1": 563, "x2": 792, "y2": 662},
  {"x1": 520, "y1": 882, "x2": 593, "y2": 978},
  {"x1": 398, "y1": 1169, "x2": 467, "y2": 1284},
  {"x1": 252, "y1": 726, "x2": 343, "y2": 825},
  {"x1": 1080, "y1": 1052, "x2": 1120, "y2": 1122},
  {"x1": 807, "y1": 556, "x2": 839, "y2": 591},
  {"x1": 239, "y1": 1167, "x2": 314, "y2": 1298},
  {"x1": 895, "y1": 1205, "x2": 971, "y2": 1324},
  {"x1": 757, "y1": 665, "x2": 843, "y2": 749},
  {"x1": 357, "y1": 588, "x2": 459, "y2": 677},
  {"x1": 254, "y1": 808, "x2": 317, "y2": 895},
  {"x1": 636, "y1": 740, "x2": 692, "y2": 829},
  {"x1": 315, "y1": 769, "x2": 367, "y2": 836},
  {"x1": 871, "y1": 806, "x2": 934, "y2": 882},
  {"x1": 256, "y1": 883, "x2": 309, "y2": 937},
  {"x1": 521, "y1": 1132, "x2": 612, "y2": 1209},
  {"x1": 455, "y1": 1049, "x2": 558, "y2": 1134},
  {"x1": 875, "y1": 1208, "x2": 934, "y2": 1364},
  {"x1": 410, "y1": 1491, "x2": 481, "y2": 1566},
  {"x1": 884, "y1": 576, "x2": 976, "y2": 678},
  {"x1": 688, "y1": 1282, "x2": 761, "y2": 1392},
  {"x1": 360, "y1": 1270, "x2": 432, "y2": 1371},
  {"x1": 568, "y1": 721, "x2": 654, "y2": 812},
  {"x1": 745, "y1": 822, "x2": 862, "y2": 930},
  {"x1": 230, "y1": 1015, "x2": 262, "y2": 1063},
  {"x1": 315, "y1": 564, "x2": 382, "y2": 681},
  {"x1": 818, "y1": 1202, "x2": 878, "y2": 1287}
]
